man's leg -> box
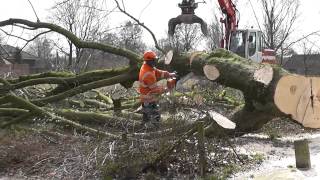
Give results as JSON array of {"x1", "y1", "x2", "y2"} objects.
[
  {"x1": 149, "y1": 103, "x2": 160, "y2": 122},
  {"x1": 142, "y1": 102, "x2": 161, "y2": 127},
  {"x1": 142, "y1": 102, "x2": 152, "y2": 123}
]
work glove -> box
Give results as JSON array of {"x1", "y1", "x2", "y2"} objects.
[{"x1": 169, "y1": 72, "x2": 177, "y2": 78}]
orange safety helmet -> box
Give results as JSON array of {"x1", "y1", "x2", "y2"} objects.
[{"x1": 143, "y1": 51, "x2": 157, "y2": 61}]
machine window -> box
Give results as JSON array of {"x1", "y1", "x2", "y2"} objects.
[
  {"x1": 229, "y1": 31, "x2": 246, "y2": 58},
  {"x1": 248, "y1": 32, "x2": 256, "y2": 56}
]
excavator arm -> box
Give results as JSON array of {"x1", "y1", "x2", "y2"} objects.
[
  {"x1": 168, "y1": 0, "x2": 238, "y2": 49},
  {"x1": 217, "y1": 0, "x2": 238, "y2": 48}
]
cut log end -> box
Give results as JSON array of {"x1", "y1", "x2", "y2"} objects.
[
  {"x1": 208, "y1": 110, "x2": 236, "y2": 129},
  {"x1": 203, "y1": 65, "x2": 220, "y2": 81},
  {"x1": 253, "y1": 66, "x2": 273, "y2": 85},
  {"x1": 274, "y1": 75, "x2": 320, "y2": 128},
  {"x1": 164, "y1": 50, "x2": 174, "y2": 65},
  {"x1": 189, "y1": 51, "x2": 204, "y2": 66}
]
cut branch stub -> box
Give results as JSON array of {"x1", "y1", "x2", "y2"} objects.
[
  {"x1": 274, "y1": 75, "x2": 320, "y2": 128},
  {"x1": 208, "y1": 110, "x2": 236, "y2": 129},
  {"x1": 203, "y1": 65, "x2": 220, "y2": 81},
  {"x1": 189, "y1": 51, "x2": 204, "y2": 66},
  {"x1": 253, "y1": 65, "x2": 273, "y2": 85},
  {"x1": 164, "y1": 50, "x2": 174, "y2": 65}
]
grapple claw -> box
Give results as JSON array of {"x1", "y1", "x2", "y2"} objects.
[
  {"x1": 168, "y1": 15, "x2": 208, "y2": 36},
  {"x1": 168, "y1": 0, "x2": 208, "y2": 36}
]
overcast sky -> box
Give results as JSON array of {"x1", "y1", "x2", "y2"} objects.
[{"x1": 1, "y1": 0, "x2": 320, "y2": 53}]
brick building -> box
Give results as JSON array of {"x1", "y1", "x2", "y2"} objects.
[{"x1": 0, "y1": 44, "x2": 40, "y2": 77}]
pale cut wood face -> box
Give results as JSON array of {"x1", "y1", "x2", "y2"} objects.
[
  {"x1": 189, "y1": 51, "x2": 203, "y2": 66},
  {"x1": 203, "y1": 65, "x2": 220, "y2": 81},
  {"x1": 164, "y1": 50, "x2": 173, "y2": 65},
  {"x1": 253, "y1": 66, "x2": 273, "y2": 86},
  {"x1": 208, "y1": 110, "x2": 236, "y2": 129},
  {"x1": 274, "y1": 75, "x2": 320, "y2": 128}
]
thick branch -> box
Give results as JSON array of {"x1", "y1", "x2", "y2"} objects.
[
  {"x1": 32, "y1": 72, "x2": 136, "y2": 106},
  {"x1": 0, "y1": 18, "x2": 141, "y2": 65}
]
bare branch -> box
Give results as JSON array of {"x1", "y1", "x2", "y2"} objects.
[
  {"x1": 113, "y1": 0, "x2": 165, "y2": 54},
  {"x1": 0, "y1": 18, "x2": 140, "y2": 64},
  {"x1": 0, "y1": 28, "x2": 29, "y2": 41},
  {"x1": 27, "y1": 0, "x2": 40, "y2": 22},
  {"x1": 285, "y1": 30, "x2": 320, "y2": 49},
  {"x1": 20, "y1": 30, "x2": 52, "y2": 51}
]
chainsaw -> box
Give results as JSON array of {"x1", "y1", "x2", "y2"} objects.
[{"x1": 166, "y1": 71, "x2": 179, "y2": 91}]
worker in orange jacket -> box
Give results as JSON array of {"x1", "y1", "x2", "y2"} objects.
[{"x1": 139, "y1": 50, "x2": 176, "y2": 124}]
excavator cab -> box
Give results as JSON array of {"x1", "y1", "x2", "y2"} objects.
[
  {"x1": 229, "y1": 29, "x2": 277, "y2": 64},
  {"x1": 229, "y1": 29, "x2": 263, "y2": 62},
  {"x1": 168, "y1": 0, "x2": 208, "y2": 36}
]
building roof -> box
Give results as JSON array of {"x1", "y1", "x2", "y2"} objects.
[
  {"x1": 0, "y1": 44, "x2": 38, "y2": 62},
  {"x1": 283, "y1": 54, "x2": 320, "y2": 75}
]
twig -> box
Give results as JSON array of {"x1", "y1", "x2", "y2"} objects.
[
  {"x1": 113, "y1": 0, "x2": 165, "y2": 54},
  {"x1": 27, "y1": 0, "x2": 40, "y2": 22}
]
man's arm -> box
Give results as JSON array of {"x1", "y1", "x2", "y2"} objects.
[
  {"x1": 142, "y1": 73, "x2": 167, "y2": 94},
  {"x1": 155, "y1": 68, "x2": 176, "y2": 79}
]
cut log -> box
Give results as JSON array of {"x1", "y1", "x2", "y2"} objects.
[
  {"x1": 274, "y1": 75, "x2": 320, "y2": 128},
  {"x1": 208, "y1": 110, "x2": 236, "y2": 129},
  {"x1": 164, "y1": 50, "x2": 174, "y2": 65},
  {"x1": 189, "y1": 51, "x2": 205, "y2": 66},
  {"x1": 274, "y1": 75, "x2": 308, "y2": 115},
  {"x1": 253, "y1": 65, "x2": 273, "y2": 85},
  {"x1": 203, "y1": 65, "x2": 220, "y2": 81}
]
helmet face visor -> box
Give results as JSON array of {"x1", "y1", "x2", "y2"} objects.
[{"x1": 146, "y1": 59, "x2": 156, "y2": 67}]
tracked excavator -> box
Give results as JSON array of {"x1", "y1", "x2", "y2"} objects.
[{"x1": 168, "y1": 0, "x2": 276, "y2": 64}]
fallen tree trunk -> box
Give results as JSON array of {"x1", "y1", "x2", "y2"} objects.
[
  {"x1": 164, "y1": 49, "x2": 291, "y2": 135},
  {"x1": 0, "y1": 18, "x2": 315, "y2": 137}
]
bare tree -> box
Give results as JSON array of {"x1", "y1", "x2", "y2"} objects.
[
  {"x1": 205, "y1": 14, "x2": 223, "y2": 51},
  {"x1": 50, "y1": 0, "x2": 108, "y2": 71},
  {"x1": 117, "y1": 21, "x2": 146, "y2": 53},
  {"x1": 27, "y1": 36, "x2": 55, "y2": 70},
  {"x1": 159, "y1": 24, "x2": 203, "y2": 53},
  {"x1": 260, "y1": 0, "x2": 300, "y2": 53}
]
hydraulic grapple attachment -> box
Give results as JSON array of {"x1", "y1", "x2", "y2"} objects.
[{"x1": 168, "y1": 0, "x2": 208, "y2": 36}]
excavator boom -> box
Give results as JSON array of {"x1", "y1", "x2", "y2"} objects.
[{"x1": 168, "y1": 0, "x2": 277, "y2": 64}]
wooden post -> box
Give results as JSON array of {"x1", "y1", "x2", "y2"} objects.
[
  {"x1": 197, "y1": 121, "x2": 206, "y2": 177},
  {"x1": 294, "y1": 139, "x2": 311, "y2": 169}
]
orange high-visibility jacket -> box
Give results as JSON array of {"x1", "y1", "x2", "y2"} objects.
[{"x1": 139, "y1": 63, "x2": 170, "y2": 103}]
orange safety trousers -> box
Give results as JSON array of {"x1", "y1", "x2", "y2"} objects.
[{"x1": 139, "y1": 63, "x2": 169, "y2": 103}]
